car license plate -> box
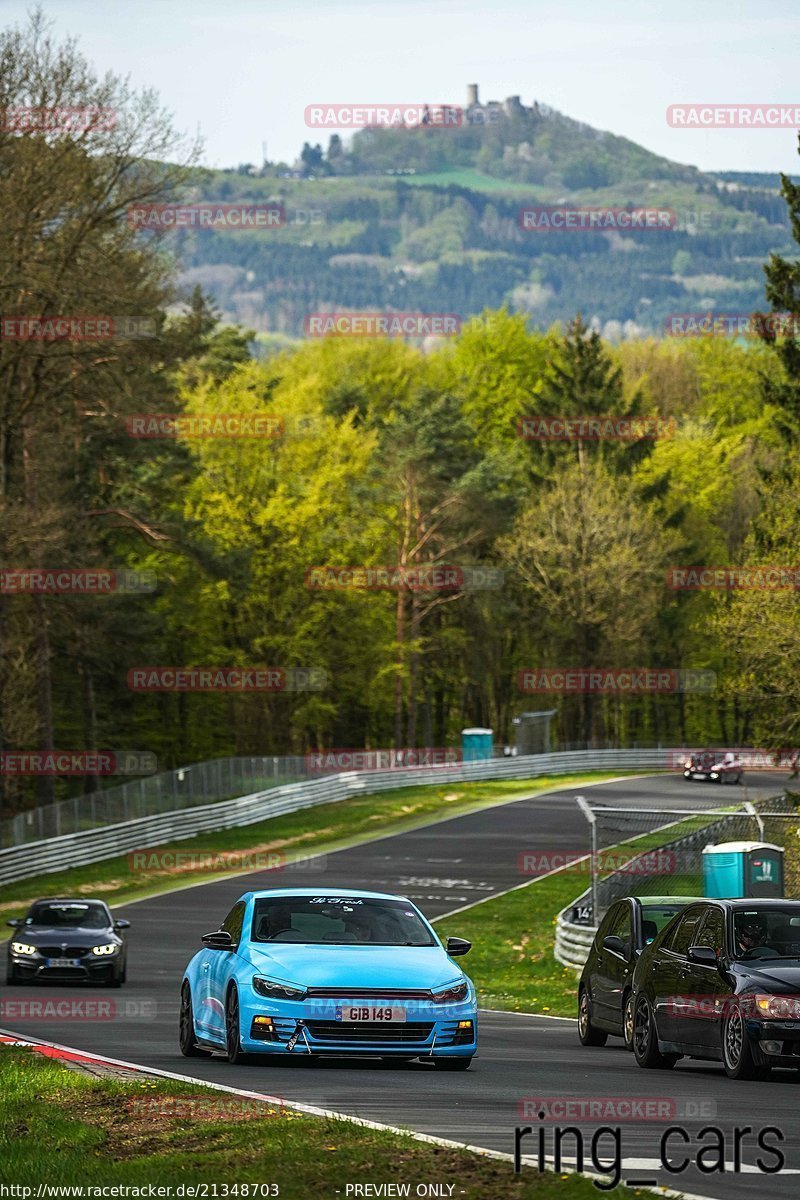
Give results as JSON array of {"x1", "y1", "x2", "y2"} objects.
[
  {"x1": 335, "y1": 1005, "x2": 407, "y2": 1023},
  {"x1": 46, "y1": 957, "x2": 79, "y2": 968}
]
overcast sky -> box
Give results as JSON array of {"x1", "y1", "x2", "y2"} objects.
[{"x1": 3, "y1": 0, "x2": 797, "y2": 174}]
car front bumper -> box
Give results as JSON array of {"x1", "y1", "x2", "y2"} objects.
[
  {"x1": 9, "y1": 951, "x2": 120, "y2": 982},
  {"x1": 238, "y1": 994, "x2": 478, "y2": 1057},
  {"x1": 746, "y1": 1018, "x2": 800, "y2": 1064}
]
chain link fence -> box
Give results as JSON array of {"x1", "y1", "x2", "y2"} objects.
[{"x1": 0, "y1": 755, "x2": 314, "y2": 848}]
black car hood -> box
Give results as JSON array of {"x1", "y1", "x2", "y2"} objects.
[
  {"x1": 17, "y1": 926, "x2": 116, "y2": 946},
  {"x1": 736, "y1": 963, "x2": 800, "y2": 992}
]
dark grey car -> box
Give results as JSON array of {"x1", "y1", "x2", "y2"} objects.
[{"x1": 6, "y1": 898, "x2": 130, "y2": 986}]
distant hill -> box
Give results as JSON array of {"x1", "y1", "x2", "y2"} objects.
[{"x1": 168, "y1": 87, "x2": 795, "y2": 340}]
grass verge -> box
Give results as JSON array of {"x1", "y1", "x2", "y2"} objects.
[
  {"x1": 0, "y1": 772, "x2": 640, "y2": 917},
  {"x1": 0, "y1": 1046, "x2": 642, "y2": 1197}
]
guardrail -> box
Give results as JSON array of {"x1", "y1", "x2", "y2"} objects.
[
  {"x1": 554, "y1": 890, "x2": 597, "y2": 969},
  {"x1": 0, "y1": 747, "x2": 674, "y2": 887}
]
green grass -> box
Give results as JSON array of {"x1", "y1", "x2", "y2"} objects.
[
  {"x1": 0, "y1": 772, "x2": 642, "y2": 918},
  {"x1": 436, "y1": 811, "x2": 720, "y2": 1016},
  {"x1": 0, "y1": 1047, "x2": 644, "y2": 1196},
  {"x1": 396, "y1": 168, "x2": 546, "y2": 195}
]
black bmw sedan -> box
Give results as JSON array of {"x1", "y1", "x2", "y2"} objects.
[
  {"x1": 6, "y1": 898, "x2": 129, "y2": 986},
  {"x1": 631, "y1": 898, "x2": 800, "y2": 1079}
]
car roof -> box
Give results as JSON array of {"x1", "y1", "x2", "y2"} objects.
[
  {"x1": 715, "y1": 899, "x2": 800, "y2": 911},
  {"x1": 31, "y1": 897, "x2": 109, "y2": 907},
  {"x1": 240, "y1": 887, "x2": 414, "y2": 903},
  {"x1": 635, "y1": 895, "x2": 705, "y2": 906}
]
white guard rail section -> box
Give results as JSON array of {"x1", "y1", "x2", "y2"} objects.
[
  {"x1": 555, "y1": 890, "x2": 598, "y2": 970},
  {"x1": 0, "y1": 748, "x2": 675, "y2": 888}
]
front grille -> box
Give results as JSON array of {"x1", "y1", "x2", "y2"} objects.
[
  {"x1": 306, "y1": 1021, "x2": 434, "y2": 1044},
  {"x1": 305, "y1": 987, "x2": 432, "y2": 999},
  {"x1": 38, "y1": 946, "x2": 90, "y2": 958}
]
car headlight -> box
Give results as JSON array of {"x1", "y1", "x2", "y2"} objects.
[
  {"x1": 752, "y1": 993, "x2": 800, "y2": 1019},
  {"x1": 11, "y1": 942, "x2": 37, "y2": 956},
  {"x1": 253, "y1": 976, "x2": 306, "y2": 1000},
  {"x1": 684, "y1": 761, "x2": 692, "y2": 769},
  {"x1": 431, "y1": 980, "x2": 469, "y2": 1004},
  {"x1": 91, "y1": 943, "x2": 118, "y2": 956}
]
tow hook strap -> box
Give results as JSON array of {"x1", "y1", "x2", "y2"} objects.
[{"x1": 286, "y1": 1020, "x2": 311, "y2": 1053}]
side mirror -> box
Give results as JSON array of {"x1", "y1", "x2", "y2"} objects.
[
  {"x1": 602, "y1": 934, "x2": 626, "y2": 957},
  {"x1": 688, "y1": 945, "x2": 718, "y2": 967},
  {"x1": 446, "y1": 936, "x2": 472, "y2": 957},
  {"x1": 6, "y1": 918, "x2": 20, "y2": 928},
  {"x1": 114, "y1": 919, "x2": 131, "y2": 930},
  {"x1": 201, "y1": 930, "x2": 234, "y2": 950}
]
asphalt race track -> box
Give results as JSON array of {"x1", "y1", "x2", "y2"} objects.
[{"x1": 3, "y1": 771, "x2": 798, "y2": 1200}]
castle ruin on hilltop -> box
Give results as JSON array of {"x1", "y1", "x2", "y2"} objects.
[{"x1": 464, "y1": 83, "x2": 540, "y2": 124}]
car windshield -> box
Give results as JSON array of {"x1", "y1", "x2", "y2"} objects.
[
  {"x1": 25, "y1": 902, "x2": 109, "y2": 930},
  {"x1": 250, "y1": 896, "x2": 436, "y2": 946},
  {"x1": 732, "y1": 906, "x2": 800, "y2": 960}
]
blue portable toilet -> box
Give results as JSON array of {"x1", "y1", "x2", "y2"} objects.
[
  {"x1": 461, "y1": 727, "x2": 493, "y2": 762},
  {"x1": 703, "y1": 841, "x2": 784, "y2": 898}
]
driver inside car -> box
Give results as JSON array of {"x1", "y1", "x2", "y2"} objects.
[{"x1": 734, "y1": 916, "x2": 776, "y2": 958}]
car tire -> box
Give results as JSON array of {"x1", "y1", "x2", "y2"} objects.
[
  {"x1": 633, "y1": 995, "x2": 679, "y2": 1069},
  {"x1": 6, "y1": 961, "x2": 20, "y2": 986},
  {"x1": 225, "y1": 984, "x2": 249, "y2": 1064},
  {"x1": 433, "y1": 1057, "x2": 472, "y2": 1070},
  {"x1": 722, "y1": 1004, "x2": 770, "y2": 1080},
  {"x1": 623, "y1": 992, "x2": 635, "y2": 1051},
  {"x1": 179, "y1": 982, "x2": 211, "y2": 1058},
  {"x1": 578, "y1": 988, "x2": 608, "y2": 1047}
]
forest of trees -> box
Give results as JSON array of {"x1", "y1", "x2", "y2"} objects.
[{"x1": 2, "y1": 14, "x2": 800, "y2": 817}]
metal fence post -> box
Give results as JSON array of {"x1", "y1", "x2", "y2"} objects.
[{"x1": 574, "y1": 795, "x2": 598, "y2": 924}]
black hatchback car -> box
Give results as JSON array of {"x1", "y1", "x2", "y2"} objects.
[
  {"x1": 631, "y1": 898, "x2": 800, "y2": 1079},
  {"x1": 6, "y1": 898, "x2": 130, "y2": 986},
  {"x1": 578, "y1": 894, "x2": 702, "y2": 1050}
]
